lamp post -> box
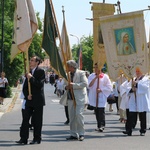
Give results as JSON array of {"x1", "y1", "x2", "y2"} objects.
[
  {"x1": 0, "y1": 0, "x2": 4, "y2": 72},
  {"x1": 70, "y1": 34, "x2": 80, "y2": 45}
]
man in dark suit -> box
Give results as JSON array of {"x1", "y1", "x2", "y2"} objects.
[{"x1": 16, "y1": 56, "x2": 45, "y2": 145}]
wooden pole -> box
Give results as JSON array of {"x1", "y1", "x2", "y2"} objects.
[
  {"x1": 23, "y1": 52, "x2": 27, "y2": 74},
  {"x1": 49, "y1": 0, "x2": 76, "y2": 107},
  {"x1": 25, "y1": 50, "x2": 31, "y2": 96},
  {"x1": 96, "y1": 75, "x2": 100, "y2": 108},
  {"x1": 96, "y1": 66, "x2": 101, "y2": 108}
]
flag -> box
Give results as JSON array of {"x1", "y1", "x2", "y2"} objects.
[
  {"x1": 78, "y1": 45, "x2": 82, "y2": 70},
  {"x1": 11, "y1": 0, "x2": 38, "y2": 60},
  {"x1": 42, "y1": 0, "x2": 67, "y2": 80},
  {"x1": 59, "y1": 10, "x2": 72, "y2": 67},
  {"x1": 100, "y1": 11, "x2": 149, "y2": 80},
  {"x1": 91, "y1": 3, "x2": 115, "y2": 68}
]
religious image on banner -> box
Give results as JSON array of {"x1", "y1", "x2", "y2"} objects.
[
  {"x1": 100, "y1": 11, "x2": 149, "y2": 80},
  {"x1": 115, "y1": 27, "x2": 136, "y2": 55}
]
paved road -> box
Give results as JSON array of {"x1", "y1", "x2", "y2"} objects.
[{"x1": 0, "y1": 83, "x2": 150, "y2": 150}]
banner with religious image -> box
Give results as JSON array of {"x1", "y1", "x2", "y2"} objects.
[
  {"x1": 100, "y1": 11, "x2": 149, "y2": 80},
  {"x1": 91, "y1": 3, "x2": 115, "y2": 69}
]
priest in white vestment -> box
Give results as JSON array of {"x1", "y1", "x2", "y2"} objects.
[{"x1": 120, "y1": 67, "x2": 150, "y2": 136}]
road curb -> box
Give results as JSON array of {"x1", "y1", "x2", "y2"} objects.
[{"x1": 6, "y1": 92, "x2": 19, "y2": 113}]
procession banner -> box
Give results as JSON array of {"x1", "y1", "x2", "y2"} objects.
[
  {"x1": 100, "y1": 11, "x2": 149, "y2": 80},
  {"x1": 42, "y1": 0, "x2": 67, "y2": 80},
  {"x1": 59, "y1": 10, "x2": 72, "y2": 68},
  {"x1": 91, "y1": 3, "x2": 115, "y2": 68},
  {"x1": 11, "y1": 0, "x2": 38, "y2": 60}
]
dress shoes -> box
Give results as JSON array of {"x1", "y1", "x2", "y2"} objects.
[
  {"x1": 99, "y1": 127, "x2": 104, "y2": 132},
  {"x1": 64, "y1": 120, "x2": 69, "y2": 125},
  {"x1": 122, "y1": 131, "x2": 132, "y2": 136},
  {"x1": 16, "y1": 139, "x2": 28, "y2": 145},
  {"x1": 95, "y1": 127, "x2": 104, "y2": 132},
  {"x1": 30, "y1": 140, "x2": 41, "y2": 144},
  {"x1": 66, "y1": 136, "x2": 78, "y2": 140}
]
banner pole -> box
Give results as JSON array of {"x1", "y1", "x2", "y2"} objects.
[
  {"x1": 49, "y1": 0, "x2": 76, "y2": 107},
  {"x1": 25, "y1": 50, "x2": 31, "y2": 96}
]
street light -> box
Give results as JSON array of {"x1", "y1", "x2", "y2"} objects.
[{"x1": 70, "y1": 34, "x2": 80, "y2": 45}]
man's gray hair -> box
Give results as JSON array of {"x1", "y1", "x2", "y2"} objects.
[{"x1": 67, "y1": 60, "x2": 78, "y2": 69}]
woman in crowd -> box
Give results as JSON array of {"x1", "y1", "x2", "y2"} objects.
[{"x1": 0, "y1": 72, "x2": 8, "y2": 105}]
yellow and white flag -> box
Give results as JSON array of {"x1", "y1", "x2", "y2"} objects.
[
  {"x1": 100, "y1": 11, "x2": 149, "y2": 80},
  {"x1": 11, "y1": 0, "x2": 38, "y2": 60},
  {"x1": 59, "y1": 13, "x2": 72, "y2": 68}
]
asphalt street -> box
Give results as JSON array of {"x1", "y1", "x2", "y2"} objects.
[{"x1": 0, "y1": 83, "x2": 150, "y2": 150}]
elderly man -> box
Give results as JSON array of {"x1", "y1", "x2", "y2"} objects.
[
  {"x1": 121, "y1": 67, "x2": 150, "y2": 136},
  {"x1": 65, "y1": 60, "x2": 88, "y2": 141}
]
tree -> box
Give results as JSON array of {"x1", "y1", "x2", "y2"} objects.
[
  {"x1": 71, "y1": 35, "x2": 94, "y2": 73},
  {"x1": 0, "y1": 0, "x2": 45, "y2": 94}
]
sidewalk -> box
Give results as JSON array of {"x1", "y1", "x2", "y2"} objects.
[{"x1": 0, "y1": 84, "x2": 22, "y2": 114}]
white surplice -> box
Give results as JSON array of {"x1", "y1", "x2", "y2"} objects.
[
  {"x1": 88, "y1": 73, "x2": 112, "y2": 107},
  {"x1": 120, "y1": 76, "x2": 150, "y2": 112}
]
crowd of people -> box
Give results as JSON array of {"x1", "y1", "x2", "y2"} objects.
[{"x1": 13, "y1": 55, "x2": 150, "y2": 145}]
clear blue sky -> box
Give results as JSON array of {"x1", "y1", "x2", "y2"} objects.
[{"x1": 32, "y1": 0, "x2": 150, "y2": 47}]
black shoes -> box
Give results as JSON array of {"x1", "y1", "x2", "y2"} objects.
[
  {"x1": 30, "y1": 140, "x2": 41, "y2": 144},
  {"x1": 95, "y1": 127, "x2": 105, "y2": 132},
  {"x1": 16, "y1": 139, "x2": 41, "y2": 145},
  {"x1": 123, "y1": 131, "x2": 145, "y2": 136},
  {"x1": 122, "y1": 131, "x2": 132, "y2": 136},
  {"x1": 99, "y1": 127, "x2": 104, "y2": 132},
  {"x1": 16, "y1": 139, "x2": 28, "y2": 145},
  {"x1": 66, "y1": 136, "x2": 78, "y2": 140},
  {"x1": 64, "y1": 120, "x2": 69, "y2": 125}
]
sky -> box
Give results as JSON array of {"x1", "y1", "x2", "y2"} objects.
[{"x1": 32, "y1": 0, "x2": 150, "y2": 47}]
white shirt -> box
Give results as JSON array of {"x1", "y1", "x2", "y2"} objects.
[
  {"x1": 57, "y1": 79, "x2": 64, "y2": 90},
  {"x1": 120, "y1": 76, "x2": 150, "y2": 112},
  {"x1": 0, "y1": 77, "x2": 8, "y2": 88},
  {"x1": 20, "y1": 76, "x2": 26, "y2": 109},
  {"x1": 31, "y1": 67, "x2": 36, "y2": 75},
  {"x1": 88, "y1": 73, "x2": 112, "y2": 107}
]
